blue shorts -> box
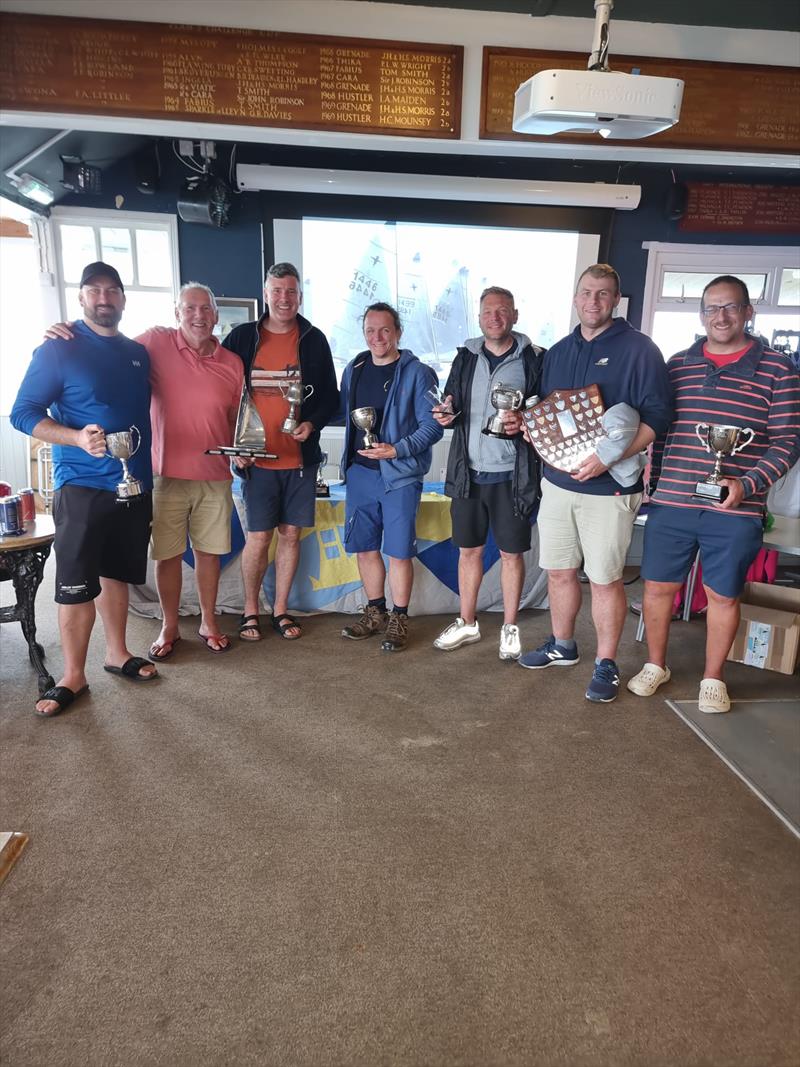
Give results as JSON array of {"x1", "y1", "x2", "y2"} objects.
[
  {"x1": 344, "y1": 463, "x2": 421, "y2": 560},
  {"x1": 641, "y1": 504, "x2": 763, "y2": 598},
  {"x1": 242, "y1": 466, "x2": 316, "y2": 531}
]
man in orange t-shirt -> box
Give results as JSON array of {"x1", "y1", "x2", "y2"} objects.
[{"x1": 224, "y1": 263, "x2": 338, "y2": 641}]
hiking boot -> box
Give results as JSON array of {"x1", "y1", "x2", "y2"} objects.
[
  {"x1": 698, "y1": 678, "x2": 731, "y2": 714},
  {"x1": 627, "y1": 662, "x2": 671, "y2": 697},
  {"x1": 518, "y1": 635, "x2": 579, "y2": 670},
  {"x1": 381, "y1": 612, "x2": 409, "y2": 652},
  {"x1": 433, "y1": 617, "x2": 481, "y2": 651},
  {"x1": 586, "y1": 659, "x2": 621, "y2": 703},
  {"x1": 499, "y1": 623, "x2": 521, "y2": 661},
  {"x1": 341, "y1": 604, "x2": 388, "y2": 640}
]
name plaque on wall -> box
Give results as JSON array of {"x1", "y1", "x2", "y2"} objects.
[
  {"x1": 481, "y1": 47, "x2": 800, "y2": 155},
  {"x1": 679, "y1": 183, "x2": 800, "y2": 233},
  {"x1": 0, "y1": 14, "x2": 462, "y2": 139}
]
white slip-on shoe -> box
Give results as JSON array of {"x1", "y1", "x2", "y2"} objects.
[
  {"x1": 499, "y1": 623, "x2": 521, "y2": 661},
  {"x1": 698, "y1": 678, "x2": 731, "y2": 714},
  {"x1": 433, "y1": 617, "x2": 481, "y2": 651},
  {"x1": 627, "y1": 662, "x2": 671, "y2": 697}
]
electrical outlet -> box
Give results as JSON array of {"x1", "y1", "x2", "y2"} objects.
[
  {"x1": 199, "y1": 140, "x2": 216, "y2": 160},
  {"x1": 178, "y1": 139, "x2": 193, "y2": 157}
]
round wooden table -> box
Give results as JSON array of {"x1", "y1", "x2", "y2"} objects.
[{"x1": 0, "y1": 515, "x2": 56, "y2": 695}]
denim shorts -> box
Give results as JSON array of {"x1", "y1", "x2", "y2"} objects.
[
  {"x1": 344, "y1": 463, "x2": 421, "y2": 559},
  {"x1": 641, "y1": 504, "x2": 763, "y2": 598}
]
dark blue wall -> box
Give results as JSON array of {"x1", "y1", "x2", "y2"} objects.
[{"x1": 61, "y1": 139, "x2": 798, "y2": 329}]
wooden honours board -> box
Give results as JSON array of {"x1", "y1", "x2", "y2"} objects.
[
  {"x1": 679, "y1": 183, "x2": 800, "y2": 234},
  {"x1": 0, "y1": 14, "x2": 462, "y2": 139},
  {"x1": 481, "y1": 47, "x2": 800, "y2": 156}
]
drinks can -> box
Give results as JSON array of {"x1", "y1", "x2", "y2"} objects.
[
  {"x1": 0, "y1": 495, "x2": 24, "y2": 536},
  {"x1": 18, "y1": 488, "x2": 36, "y2": 523},
  {"x1": 0, "y1": 480, "x2": 11, "y2": 498}
]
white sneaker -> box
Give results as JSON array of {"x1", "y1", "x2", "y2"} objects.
[
  {"x1": 433, "y1": 617, "x2": 481, "y2": 651},
  {"x1": 627, "y1": 662, "x2": 671, "y2": 697},
  {"x1": 698, "y1": 678, "x2": 731, "y2": 714},
  {"x1": 499, "y1": 623, "x2": 521, "y2": 661}
]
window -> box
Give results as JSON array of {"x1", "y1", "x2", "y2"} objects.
[
  {"x1": 52, "y1": 208, "x2": 179, "y2": 337},
  {"x1": 642, "y1": 243, "x2": 800, "y2": 362}
]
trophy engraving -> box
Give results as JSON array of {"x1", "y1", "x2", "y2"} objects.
[
  {"x1": 281, "y1": 381, "x2": 315, "y2": 435},
  {"x1": 352, "y1": 406, "x2": 379, "y2": 449},
  {"x1": 483, "y1": 384, "x2": 525, "y2": 438},
  {"x1": 205, "y1": 384, "x2": 278, "y2": 460},
  {"x1": 105, "y1": 427, "x2": 144, "y2": 503},
  {"x1": 522, "y1": 385, "x2": 606, "y2": 472},
  {"x1": 693, "y1": 424, "x2": 755, "y2": 503}
]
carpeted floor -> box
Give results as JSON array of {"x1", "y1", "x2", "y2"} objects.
[{"x1": 2, "y1": 562, "x2": 799, "y2": 1067}]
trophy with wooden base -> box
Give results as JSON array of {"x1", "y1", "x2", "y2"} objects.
[
  {"x1": 205, "y1": 385, "x2": 277, "y2": 460},
  {"x1": 693, "y1": 424, "x2": 754, "y2": 503}
]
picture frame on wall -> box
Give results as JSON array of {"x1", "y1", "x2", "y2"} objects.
[{"x1": 214, "y1": 297, "x2": 259, "y2": 339}]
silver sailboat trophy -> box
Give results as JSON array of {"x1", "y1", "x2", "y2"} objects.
[{"x1": 205, "y1": 384, "x2": 278, "y2": 459}]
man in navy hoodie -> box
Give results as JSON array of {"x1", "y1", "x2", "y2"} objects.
[{"x1": 518, "y1": 264, "x2": 673, "y2": 702}]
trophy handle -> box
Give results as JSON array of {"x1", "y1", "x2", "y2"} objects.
[
  {"x1": 695, "y1": 423, "x2": 711, "y2": 450},
  {"x1": 303, "y1": 383, "x2": 314, "y2": 400},
  {"x1": 731, "y1": 427, "x2": 755, "y2": 455},
  {"x1": 129, "y1": 425, "x2": 141, "y2": 459}
]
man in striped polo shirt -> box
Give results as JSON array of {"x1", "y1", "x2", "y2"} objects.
[{"x1": 629, "y1": 275, "x2": 800, "y2": 713}]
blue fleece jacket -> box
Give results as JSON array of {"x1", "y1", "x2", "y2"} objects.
[
  {"x1": 541, "y1": 318, "x2": 673, "y2": 495},
  {"x1": 340, "y1": 349, "x2": 443, "y2": 490},
  {"x1": 11, "y1": 321, "x2": 153, "y2": 493}
]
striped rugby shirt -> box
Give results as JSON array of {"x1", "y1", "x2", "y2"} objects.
[{"x1": 650, "y1": 336, "x2": 800, "y2": 519}]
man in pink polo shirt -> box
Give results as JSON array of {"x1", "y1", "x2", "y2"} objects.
[
  {"x1": 140, "y1": 283, "x2": 243, "y2": 657},
  {"x1": 46, "y1": 282, "x2": 243, "y2": 658}
]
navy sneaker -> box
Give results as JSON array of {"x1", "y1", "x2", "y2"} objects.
[
  {"x1": 518, "y1": 635, "x2": 580, "y2": 670},
  {"x1": 586, "y1": 659, "x2": 621, "y2": 702}
]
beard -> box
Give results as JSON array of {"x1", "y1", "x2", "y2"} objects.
[{"x1": 84, "y1": 304, "x2": 122, "y2": 329}]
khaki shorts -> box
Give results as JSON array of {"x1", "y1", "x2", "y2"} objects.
[
  {"x1": 151, "y1": 476, "x2": 233, "y2": 560},
  {"x1": 537, "y1": 479, "x2": 642, "y2": 585}
]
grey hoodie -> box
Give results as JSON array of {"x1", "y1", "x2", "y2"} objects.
[{"x1": 463, "y1": 331, "x2": 534, "y2": 473}]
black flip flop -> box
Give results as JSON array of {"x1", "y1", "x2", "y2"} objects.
[
  {"x1": 103, "y1": 656, "x2": 158, "y2": 681},
  {"x1": 35, "y1": 684, "x2": 90, "y2": 717},
  {"x1": 148, "y1": 636, "x2": 181, "y2": 661},
  {"x1": 198, "y1": 633, "x2": 232, "y2": 654},
  {"x1": 271, "y1": 613, "x2": 302, "y2": 640}
]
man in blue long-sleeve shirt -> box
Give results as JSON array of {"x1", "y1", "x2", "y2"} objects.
[
  {"x1": 11, "y1": 261, "x2": 157, "y2": 716},
  {"x1": 518, "y1": 263, "x2": 673, "y2": 702}
]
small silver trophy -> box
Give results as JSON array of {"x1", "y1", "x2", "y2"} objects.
[
  {"x1": 280, "y1": 381, "x2": 315, "y2": 434},
  {"x1": 483, "y1": 384, "x2": 525, "y2": 438},
  {"x1": 316, "y1": 450, "x2": 331, "y2": 498},
  {"x1": 205, "y1": 384, "x2": 277, "y2": 460},
  {"x1": 105, "y1": 427, "x2": 144, "y2": 503},
  {"x1": 694, "y1": 424, "x2": 755, "y2": 502},
  {"x1": 352, "y1": 406, "x2": 379, "y2": 449}
]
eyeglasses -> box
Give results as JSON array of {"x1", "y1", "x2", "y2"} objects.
[{"x1": 700, "y1": 302, "x2": 747, "y2": 318}]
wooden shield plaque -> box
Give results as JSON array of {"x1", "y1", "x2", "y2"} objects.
[{"x1": 522, "y1": 385, "x2": 605, "y2": 472}]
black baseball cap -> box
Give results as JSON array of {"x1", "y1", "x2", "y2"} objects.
[{"x1": 80, "y1": 261, "x2": 125, "y2": 291}]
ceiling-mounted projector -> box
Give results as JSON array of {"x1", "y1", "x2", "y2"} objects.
[{"x1": 512, "y1": 0, "x2": 684, "y2": 140}]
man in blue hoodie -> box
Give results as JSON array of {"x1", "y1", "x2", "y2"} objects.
[
  {"x1": 518, "y1": 264, "x2": 673, "y2": 702},
  {"x1": 339, "y1": 302, "x2": 443, "y2": 652}
]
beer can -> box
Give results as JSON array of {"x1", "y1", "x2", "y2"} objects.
[
  {"x1": 18, "y1": 488, "x2": 36, "y2": 523},
  {"x1": 0, "y1": 495, "x2": 24, "y2": 536}
]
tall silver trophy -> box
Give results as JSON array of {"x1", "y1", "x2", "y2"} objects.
[
  {"x1": 105, "y1": 427, "x2": 144, "y2": 503},
  {"x1": 205, "y1": 384, "x2": 277, "y2": 460},
  {"x1": 483, "y1": 384, "x2": 525, "y2": 437},
  {"x1": 351, "y1": 406, "x2": 379, "y2": 449},
  {"x1": 693, "y1": 423, "x2": 755, "y2": 502},
  {"x1": 281, "y1": 381, "x2": 314, "y2": 434}
]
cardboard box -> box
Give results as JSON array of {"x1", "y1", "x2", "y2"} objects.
[{"x1": 727, "y1": 583, "x2": 800, "y2": 675}]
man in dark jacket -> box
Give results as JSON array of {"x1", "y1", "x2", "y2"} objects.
[
  {"x1": 518, "y1": 264, "x2": 673, "y2": 702},
  {"x1": 432, "y1": 286, "x2": 544, "y2": 662},
  {"x1": 223, "y1": 263, "x2": 338, "y2": 642}
]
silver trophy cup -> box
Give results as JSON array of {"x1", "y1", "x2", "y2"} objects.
[
  {"x1": 483, "y1": 384, "x2": 525, "y2": 437},
  {"x1": 693, "y1": 423, "x2": 755, "y2": 503},
  {"x1": 351, "y1": 406, "x2": 379, "y2": 449},
  {"x1": 105, "y1": 426, "x2": 144, "y2": 503},
  {"x1": 281, "y1": 381, "x2": 315, "y2": 434}
]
